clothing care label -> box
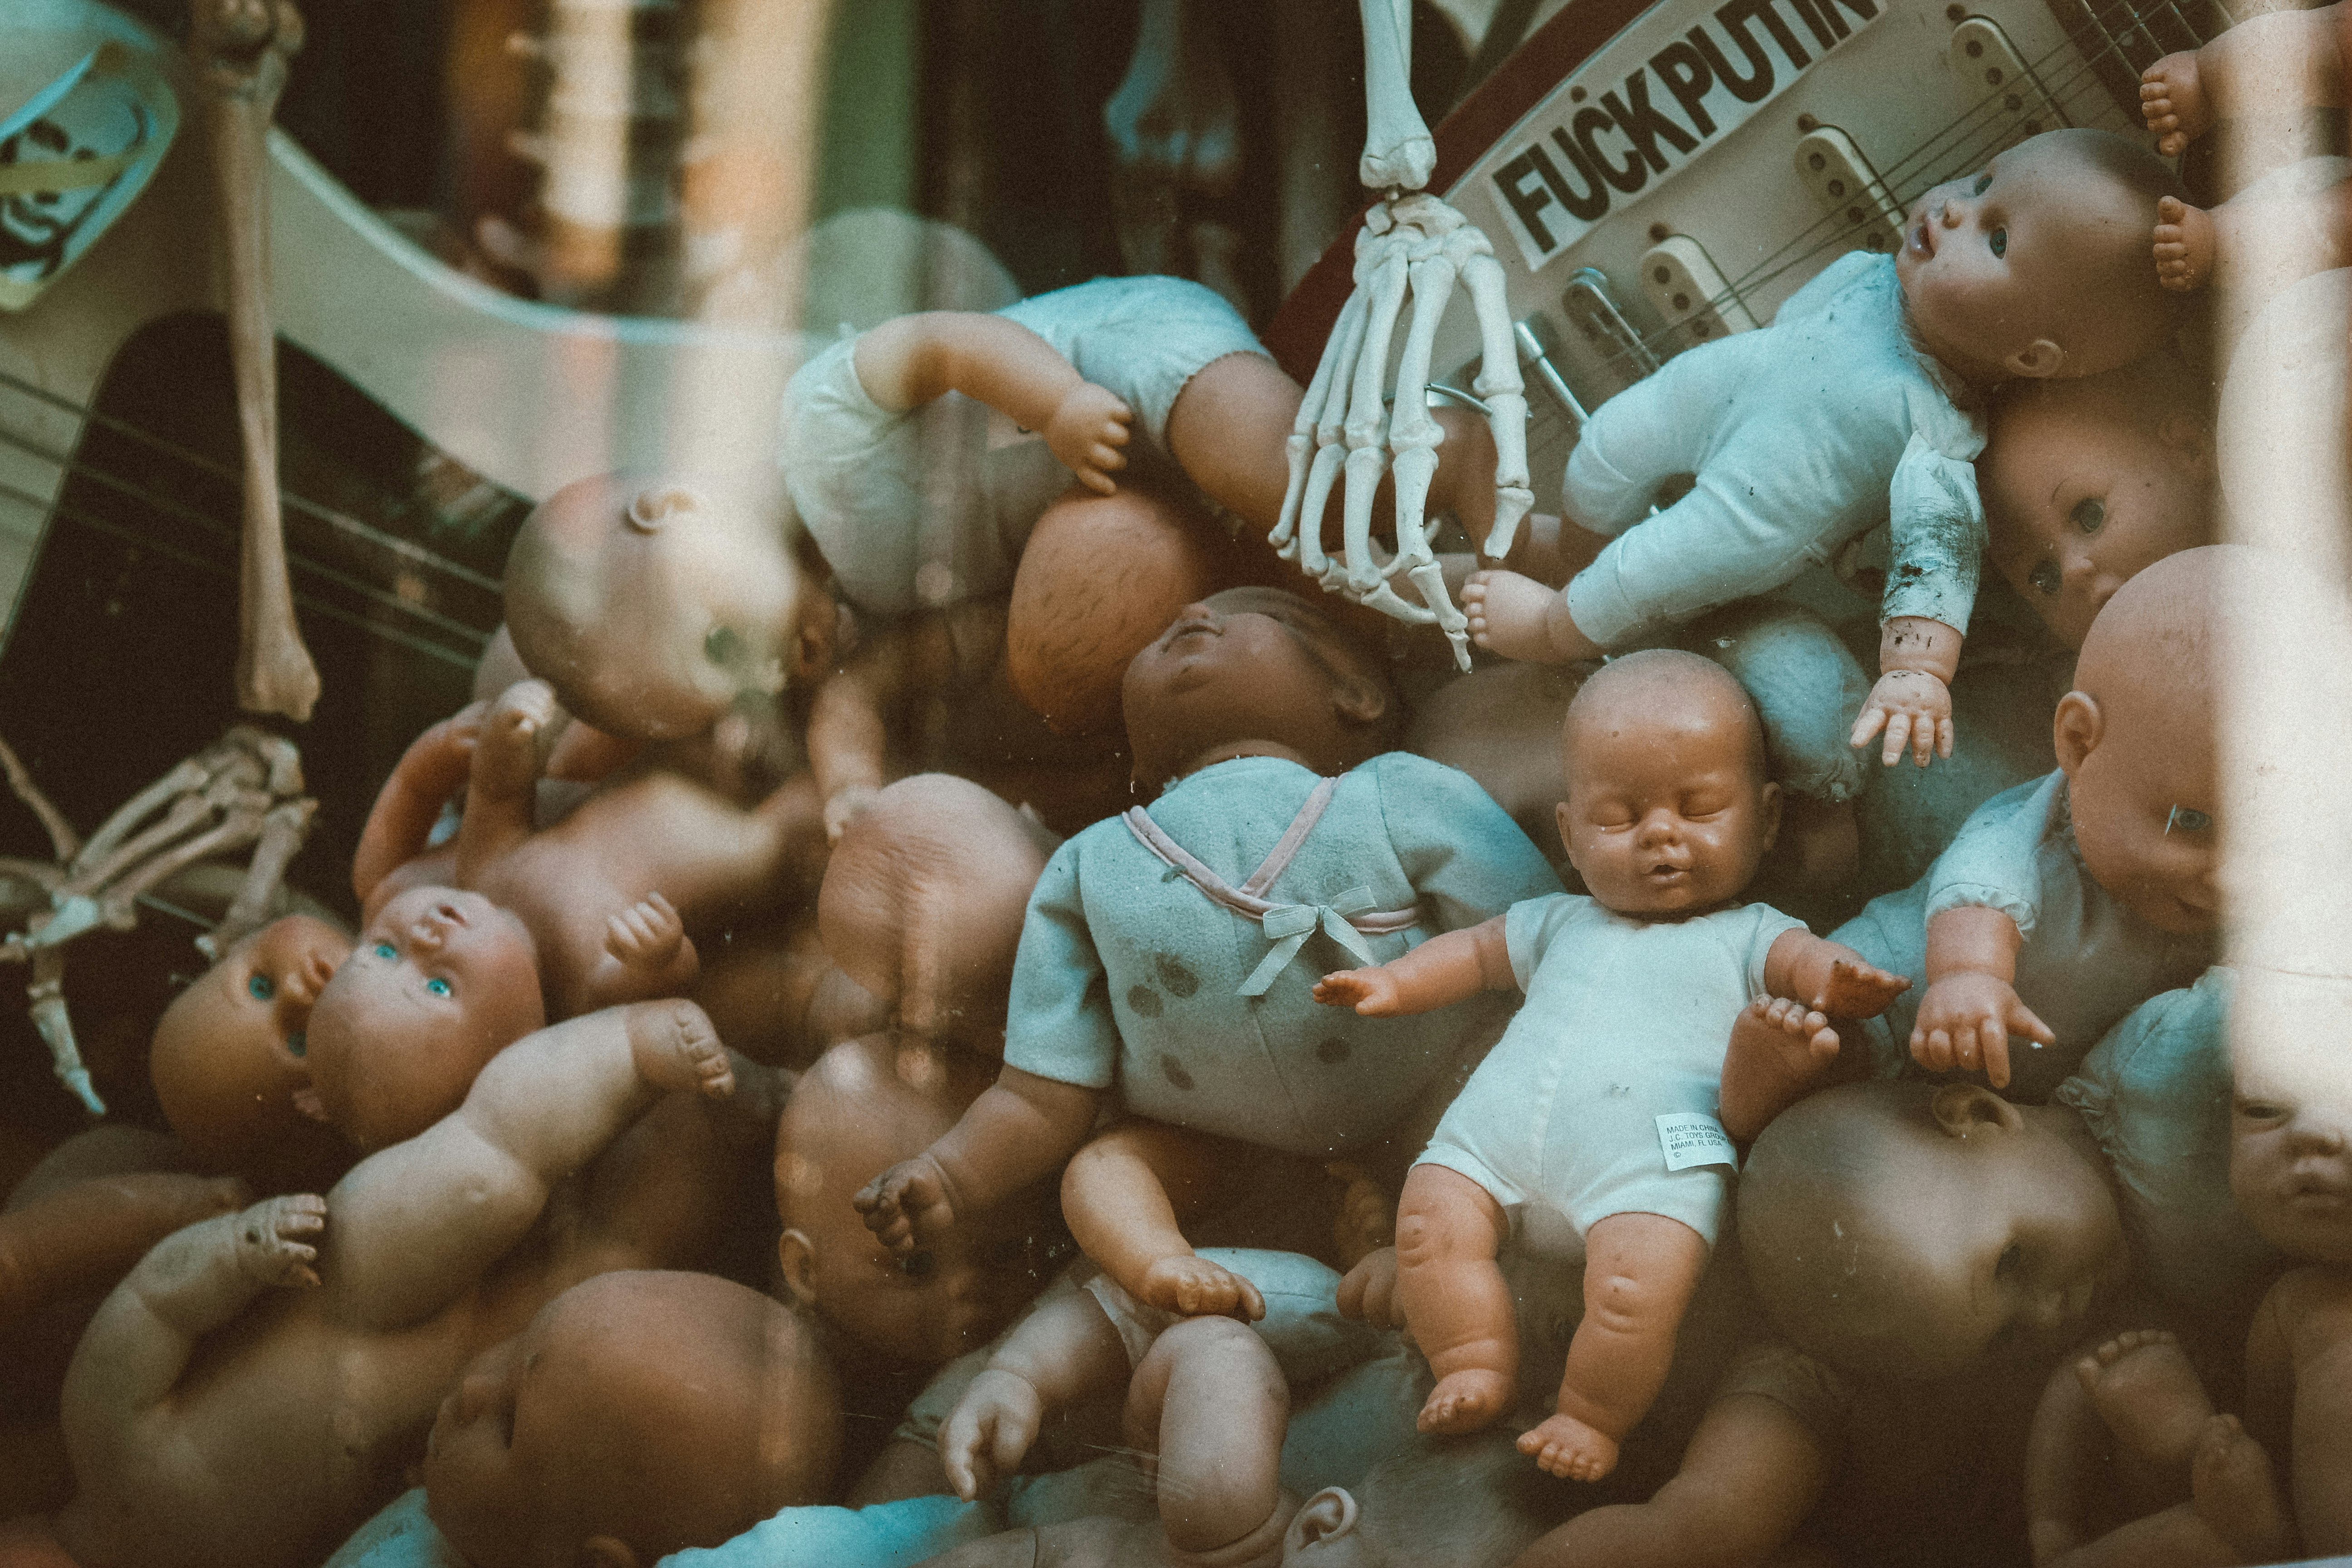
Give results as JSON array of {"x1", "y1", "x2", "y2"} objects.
[{"x1": 1656, "y1": 1112, "x2": 1738, "y2": 1171}]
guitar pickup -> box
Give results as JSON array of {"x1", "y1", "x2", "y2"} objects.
[
  {"x1": 1793, "y1": 125, "x2": 1906, "y2": 256},
  {"x1": 1513, "y1": 314, "x2": 1590, "y2": 426},
  {"x1": 1947, "y1": 16, "x2": 2066, "y2": 150},
  {"x1": 1637, "y1": 235, "x2": 1758, "y2": 358},
  {"x1": 1559, "y1": 267, "x2": 1658, "y2": 402}
]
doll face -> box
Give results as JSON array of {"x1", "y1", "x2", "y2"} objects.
[
  {"x1": 2059, "y1": 698, "x2": 2219, "y2": 935},
  {"x1": 2232, "y1": 1054, "x2": 2352, "y2": 1264},
  {"x1": 1897, "y1": 134, "x2": 2159, "y2": 382},
  {"x1": 1122, "y1": 588, "x2": 1388, "y2": 793},
  {"x1": 508, "y1": 478, "x2": 804, "y2": 742},
  {"x1": 1556, "y1": 661, "x2": 1777, "y2": 917},
  {"x1": 306, "y1": 887, "x2": 546, "y2": 1151},
  {"x1": 423, "y1": 1310, "x2": 578, "y2": 1568},
  {"x1": 1984, "y1": 388, "x2": 2213, "y2": 649},
  {"x1": 150, "y1": 916, "x2": 350, "y2": 1166}
]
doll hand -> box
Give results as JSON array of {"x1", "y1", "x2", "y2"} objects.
[
  {"x1": 1044, "y1": 381, "x2": 1132, "y2": 495},
  {"x1": 604, "y1": 893, "x2": 686, "y2": 972},
  {"x1": 941, "y1": 1367, "x2": 1044, "y2": 1501},
  {"x1": 234, "y1": 1193, "x2": 328, "y2": 1289},
  {"x1": 1808, "y1": 957, "x2": 1911, "y2": 1019},
  {"x1": 1852, "y1": 668, "x2": 1954, "y2": 768},
  {"x1": 853, "y1": 1152, "x2": 961, "y2": 1253},
  {"x1": 1313, "y1": 966, "x2": 1401, "y2": 1015},
  {"x1": 823, "y1": 784, "x2": 881, "y2": 846},
  {"x1": 1336, "y1": 1246, "x2": 1404, "y2": 1332},
  {"x1": 1910, "y1": 973, "x2": 2055, "y2": 1090}
]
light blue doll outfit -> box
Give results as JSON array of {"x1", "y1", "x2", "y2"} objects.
[
  {"x1": 1835, "y1": 769, "x2": 2215, "y2": 1102},
  {"x1": 780, "y1": 275, "x2": 1266, "y2": 617},
  {"x1": 1417, "y1": 894, "x2": 1804, "y2": 1254},
  {"x1": 1003, "y1": 753, "x2": 1560, "y2": 1158},
  {"x1": 1563, "y1": 251, "x2": 1987, "y2": 804}
]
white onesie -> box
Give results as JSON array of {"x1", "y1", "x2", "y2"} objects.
[{"x1": 1416, "y1": 893, "x2": 1804, "y2": 1253}]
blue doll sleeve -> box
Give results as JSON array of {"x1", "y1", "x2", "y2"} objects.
[
  {"x1": 1000, "y1": 836, "x2": 1121, "y2": 1089},
  {"x1": 1372, "y1": 753, "x2": 1562, "y2": 932},
  {"x1": 1921, "y1": 771, "x2": 2059, "y2": 935},
  {"x1": 1880, "y1": 430, "x2": 1987, "y2": 631}
]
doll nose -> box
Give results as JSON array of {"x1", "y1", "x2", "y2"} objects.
[
  {"x1": 2290, "y1": 1116, "x2": 2348, "y2": 1156},
  {"x1": 1634, "y1": 809, "x2": 1680, "y2": 848},
  {"x1": 452, "y1": 1369, "x2": 498, "y2": 1423}
]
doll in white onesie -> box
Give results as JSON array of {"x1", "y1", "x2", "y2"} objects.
[
  {"x1": 1463, "y1": 129, "x2": 2185, "y2": 782},
  {"x1": 1315, "y1": 650, "x2": 1909, "y2": 1484}
]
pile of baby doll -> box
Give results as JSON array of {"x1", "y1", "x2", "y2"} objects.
[{"x1": 5, "y1": 22, "x2": 2352, "y2": 1568}]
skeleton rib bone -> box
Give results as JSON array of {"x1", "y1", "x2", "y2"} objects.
[{"x1": 1273, "y1": 0, "x2": 1534, "y2": 670}]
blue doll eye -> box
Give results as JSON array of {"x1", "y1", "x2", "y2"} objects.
[
  {"x1": 2071, "y1": 498, "x2": 2104, "y2": 534},
  {"x1": 704, "y1": 625, "x2": 743, "y2": 666},
  {"x1": 1989, "y1": 228, "x2": 2007, "y2": 258},
  {"x1": 374, "y1": 942, "x2": 397, "y2": 960},
  {"x1": 247, "y1": 975, "x2": 274, "y2": 1000},
  {"x1": 286, "y1": 1032, "x2": 305, "y2": 1058},
  {"x1": 1971, "y1": 172, "x2": 1991, "y2": 196},
  {"x1": 426, "y1": 977, "x2": 452, "y2": 997},
  {"x1": 2028, "y1": 560, "x2": 2061, "y2": 597}
]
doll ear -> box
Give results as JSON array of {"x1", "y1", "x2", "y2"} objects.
[
  {"x1": 2004, "y1": 339, "x2": 2067, "y2": 379},
  {"x1": 2053, "y1": 691, "x2": 2103, "y2": 776},
  {"x1": 576, "y1": 1537, "x2": 639, "y2": 1568},
  {"x1": 777, "y1": 1228, "x2": 820, "y2": 1310},
  {"x1": 1755, "y1": 779, "x2": 1784, "y2": 857},
  {"x1": 1330, "y1": 673, "x2": 1391, "y2": 728},
  {"x1": 1929, "y1": 1082, "x2": 2026, "y2": 1140},
  {"x1": 625, "y1": 485, "x2": 704, "y2": 534},
  {"x1": 1285, "y1": 1488, "x2": 1361, "y2": 1550}
]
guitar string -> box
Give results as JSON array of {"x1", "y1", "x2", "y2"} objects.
[{"x1": 1600, "y1": 0, "x2": 2221, "y2": 363}]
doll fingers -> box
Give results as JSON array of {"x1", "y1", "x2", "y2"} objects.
[
  {"x1": 1936, "y1": 716, "x2": 1955, "y2": 759},
  {"x1": 1880, "y1": 712, "x2": 1914, "y2": 768},
  {"x1": 1910, "y1": 716, "x2": 1936, "y2": 768},
  {"x1": 1849, "y1": 705, "x2": 1888, "y2": 749}
]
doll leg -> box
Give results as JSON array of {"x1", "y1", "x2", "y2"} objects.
[
  {"x1": 59, "y1": 1195, "x2": 324, "y2": 1474},
  {"x1": 0, "y1": 1172, "x2": 248, "y2": 1336},
  {"x1": 1061, "y1": 1122, "x2": 1267, "y2": 1319},
  {"x1": 2073, "y1": 1331, "x2": 2217, "y2": 1486},
  {"x1": 2284, "y1": 1279, "x2": 2352, "y2": 1553},
  {"x1": 1125, "y1": 1313, "x2": 1291, "y2": 1561},
  {"x1": 1522, "y1": 1210, "x2": 1710, "y2": 1482},
  {"x1": 1393, "y1": 1163, "x2": 1516, "y2": 1435}
]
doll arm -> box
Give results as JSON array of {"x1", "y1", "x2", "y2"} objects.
[
  {"x1": 1313, "y1": 914, "x2": 1512, "y2": 1017},
  {"x1": 1126, "y1": 1314, "x2": 1292, "y2": 1561},
  {"x1": 1852, "y1": 617, "x2": 1961, "y2": 770},
  {"x1": 941, "y1": 1281, "x2": 1131, "y2": 1500},
  {"x1": 1910, "y1": 905, "x2": 2055, "y2": 1090},
  {"x1": 578, "y1": 893, "x2": 702, "y2": 1008},
  {"x1": 805, "y1": 619, "x2": 911, "y2": 844},
  {"x1": 352, "y1": 700, "x2": 485, "y2": 905},
  {"x1": 456, "y1": 679, "x2": 558, "y2": 885},
  {"x1": 320, "y1": 1000, "x2": 733, "y2": 1331},
  {"x1": 853, "y1": 312, "x2": 1133, "y2": 494},
  {"x1": 854, "y1": 1067, "x2": 1101, "y2": 1254},
  {"x1": 0, "y1": 1172, "x2": 248, "y2": 1335},
  {"x1": 1762, "y1": 929, "x2": 1911, "y2": 1019},
  {"x1": 59, "y1": 1195, "x2": 324, "y2": 1451},
  {"x1": 1510, "y1": 1391, "x2": 1832, "y2": 1568}
]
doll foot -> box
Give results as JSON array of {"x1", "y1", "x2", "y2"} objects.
[
  {"x1": 1463, "y1": 571, "x2": 1572, "y2": 664},
  {"x1": 475, "y1": 678, "x2": 558, "y2": 797},
  {"x1": 624, "y1": 1000, "x2": 735, "y2": 1099},
  {"x1": 2190, "y1": 1415, "x2": 2295, "y2": 1563},
  {"x1": 1518, "y1": 1412, "x2": 1621, "y2": 1481},
  {"x1": 1137, "y1": 1253, "x2": 1267, "y2": 1321},
  {"x1": 234, "y1": 1193, "x2": 327, "y2": 1289},
  {"x1": 2153, "y1": 197, "x2": 2216, "y2": 293},
  {"x1": 1418, "y1": 1368, "x2": 1512, "y2": 1435},
  {"x1": 2139, "y1": 52, "x2": 2208, "y2": 158},
  {"x1": 2076, "y1": 1329, "x2": 2215, "y2": 1475}
]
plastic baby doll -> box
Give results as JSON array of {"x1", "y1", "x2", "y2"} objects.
[
  {"x1": 1832, "y1": 544, "x2": 2228, "y2": 1104},
  {"x1": 24, "y1": 999, "x2": 745, "y2": 1568},
  {"x1": 332, "y1": 675, "x2": 826, "y2": 1083},
  {"x1": 1310, "y1": 651, "x2": 1906, "y2": 1481},
  {"x1": 2141, "y1": 7, "x2": 2352, "y2": 280},
  {"x1": 774, "y1": 1033, "x2": 1065, "y2": 1383},
  {"x1": 147, "y1": 911, "x2": 355, "y2": 1189},
  {"x1": 420, "y1": 1269, "x2": 841, "y2": 1568},
  {"x1": 1980, "y1": 358, "x2": 2215, "y2": 651},
  {"x1": 931, "y1": 1250, "x2": 1373, "y2": 1568},
  {"x1": 853, "y1": 587, "x2": 1560, "y2": 1322},
  {"x1": 1462, "y1": 129, "x2": 2185, "y2": 777}
]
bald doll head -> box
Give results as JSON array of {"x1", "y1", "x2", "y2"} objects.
[
  {"x1": 1556, "y1": 649, "x2": 1779, "y2": 917},
  {"x1": 2056, "y1": 545, "x2": 2234, "y2": 933},
  {"x1": 816, "y1": 775, "x2": 1059, "y2": 1054},
  {"x1": 423, "y1": 1270, "x2": 840, "y2": 1568},
  {"x1": 774, "y1": 1035, "x2": 1061, "y2": 1368}
]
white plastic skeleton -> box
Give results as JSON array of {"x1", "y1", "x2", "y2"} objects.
[{"x1": 1269, "y1": 0, "x2": 1534, "y2": 671}]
